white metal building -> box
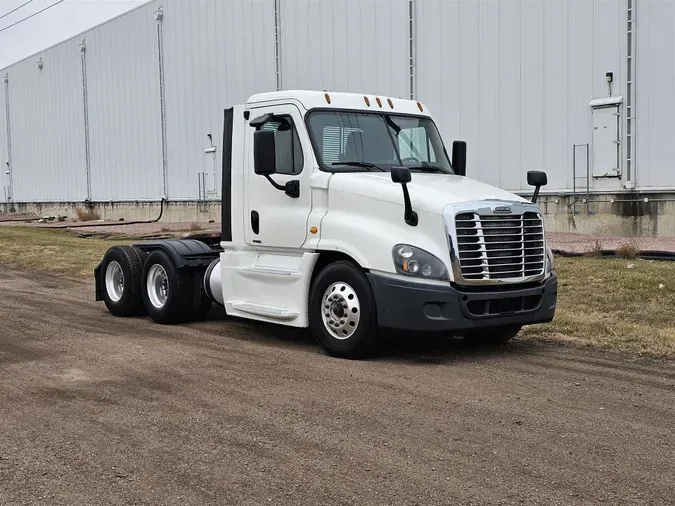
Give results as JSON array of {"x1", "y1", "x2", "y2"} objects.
[{"x1": 1, "y1": 0, "x2": 673, "y2": 224}]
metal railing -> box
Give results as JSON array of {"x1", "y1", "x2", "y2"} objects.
[{"x1": 572, "y1": 143, "x2": 591, "y2": 215}]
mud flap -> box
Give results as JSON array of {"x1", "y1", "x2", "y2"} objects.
[{"x1": 94, "y1": 262, "x2": 104, "y2": 301}]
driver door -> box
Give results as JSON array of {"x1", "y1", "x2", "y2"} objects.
[{"x1": 245, "y1": 104, "x2": 313, "y2": 248}]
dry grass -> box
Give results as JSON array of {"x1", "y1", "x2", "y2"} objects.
[
  {"x1": 584, "y1": 239, "x2": 603, "y2": 258},
  {"x1": 189, "y1": 222, "x2": 203, "y2": 231},
  {"x1": 0, "y1": 227, "x2": 127, "y2": 278},
  {"x1": 522, "y1": 255, "x2": 675, "y2": 358},
  {"x1": 75, "y1": 207, "x2": 101, "y2": 222},
  {"x1": 616, "y1": 236, "x2": 642, "y2": 259}
]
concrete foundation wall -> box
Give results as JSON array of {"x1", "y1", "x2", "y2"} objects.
[
  {"x1": 535, "y1": 194, "x2": 675, "y2": 238},
  {"x1": 5, "y1": 193, "x2": 675, "y2": 238},
  {"x1": 3, "y1": 200, "x2": 221, "y2": 224}
]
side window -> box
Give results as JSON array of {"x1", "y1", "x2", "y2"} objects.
[
  {"x1": 261, "y1": 116, "x2": 304, "y2": 175},
  {"x1": 398, "y1": 127, "x2": 436, "y2": 163}
]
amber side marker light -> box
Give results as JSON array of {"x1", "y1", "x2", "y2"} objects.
[{"x1": 310, "y1": 226, "x2": 318, "y2": 235}]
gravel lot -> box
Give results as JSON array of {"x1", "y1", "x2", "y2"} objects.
[{"x1": 1, "y1": 266, "x2": 674, "y2": 505}]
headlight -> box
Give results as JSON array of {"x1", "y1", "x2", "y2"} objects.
[
  {"x1": 392, "y1": 244, "x2": 448, "y2": 281},
  {"x1": 546, "y1": 246, "x2": 554, "y2": 274}
]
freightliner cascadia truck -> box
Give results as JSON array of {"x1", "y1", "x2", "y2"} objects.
[{"x1": 94, "y1": 90, "x2": 557, "y2": 359}]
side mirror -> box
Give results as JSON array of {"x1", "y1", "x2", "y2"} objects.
[
  {"x1": 391, "y1": 166, "x2": 411, "y2": 184},
  {"x1": 254, "y1": 130, "x2": 277, "y2": 176},
  {"x1": 527, "y1": 170, "x2": 547, "y2": 187},
  {"x1": 391, "y1": 166, "x2": 417, "y2": 227},
  {"x1": 452, "y1": 140, "x2": 466, "y2": 177},
  {"x1": 527, "y1": 170, "x2": 547, "y2": 203}
]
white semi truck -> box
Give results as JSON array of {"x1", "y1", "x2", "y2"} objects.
[{"x1": 94, "y1": 90, "x2": 557, "y2": 359}]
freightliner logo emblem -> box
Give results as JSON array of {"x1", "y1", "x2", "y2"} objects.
[{"x1": 492, "y1": 205, "x2": 512, "y2": 214}]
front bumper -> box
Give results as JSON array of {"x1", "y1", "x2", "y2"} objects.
[{"x1": 367, "y1": 272, "x2": 557, "y2": 333}]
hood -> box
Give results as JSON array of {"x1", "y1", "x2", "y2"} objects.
[{"x1": 328, "y1": 172, "x2": 529, "y2": 214}]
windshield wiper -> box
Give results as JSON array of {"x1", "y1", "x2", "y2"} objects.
[
  {"x1": 409, "y1": 165, "x2": 448, "y2": 173},
  {"x1": 331, "y1": 161, "x2": 386, "y2": 172}
]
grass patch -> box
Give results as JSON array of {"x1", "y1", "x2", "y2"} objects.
[
  {"x1": 522, "y1": 255, "x2": 675, "y2": 357},
  {"x1": 0, "y1": 227, "x2": 127, "y2": 278}
]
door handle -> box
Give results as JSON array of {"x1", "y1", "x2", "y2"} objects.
[{"x1": 251, "y1": 210, "x2": 260, "y2": 235}]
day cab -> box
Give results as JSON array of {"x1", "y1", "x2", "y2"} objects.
[{"x1": 95, "y1": 90, "x2": 557, "y2": 359}]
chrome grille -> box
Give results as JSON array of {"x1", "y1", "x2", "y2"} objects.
[{"x1": 454, "y1": 211, "x2": 545, "y2": 281}]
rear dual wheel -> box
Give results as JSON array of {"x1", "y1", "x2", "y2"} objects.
[
  {"x1": 141, "y1": 250, "x2": 211, "y2": 324},
  {"x1": 100, "y1": 246, "x2": 211, "y2": 323},
  {"x1": 101, "y1": 245, "x2": 146, "y2": 317}
]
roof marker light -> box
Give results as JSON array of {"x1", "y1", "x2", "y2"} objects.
[
  {"x1": 387, "y1": 98, "x2": 394, "y2": 109},
  {"x1": 376, "y1": 97, "x2": 382, "y2": 108},
  {"x1": 364, "y1": 96, "x2": 371, "y2": 107},
  {"x1": 324, "y1": 93, "x2": 331, "y2": 104},
  {"x1": 417, "y1": 102, "x2": 424, "y2": 112}
]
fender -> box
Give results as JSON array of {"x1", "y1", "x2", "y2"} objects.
[{"x1": 132, "y1": 239, "x2": 220, "y2": 268}]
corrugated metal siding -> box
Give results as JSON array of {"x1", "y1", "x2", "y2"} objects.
[
  {"x1": 1, "y1": 0, "x2": 672, "y2": 201},
  {"x1": 0, "y1": 82, "x2": 8, "y2": 202},
  {"x1": 7, "y1": 38, "x2": 87, "y2": 202},
  {"x1": 416, "y1": 0, "x2": 627, "y2": 192},
  {"x1": 161, "y1": 0, "x2": 276, "y2": 200},
  {"x1": 279, "y1": 0, "x2": 409, "y2": 99},
  {"x1": 86, "y1": 1, "x2": 163, "y2": 201},
  {"x1": 636, "y1": 0, "x2": 675, "y2": 188}
]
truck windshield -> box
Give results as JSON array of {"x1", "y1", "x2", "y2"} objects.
[{"x1": 306, "y1": 111, "x2": 453, "y2": 174}]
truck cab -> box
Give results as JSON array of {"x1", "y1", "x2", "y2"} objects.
[{"x1": 95, "y1": 90, "x2": 557, "y2": 359}]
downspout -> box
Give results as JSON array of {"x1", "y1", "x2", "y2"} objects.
[
  {"x1": 273, "y1": 0, "x2": 282, "y2": 91},
  {"x1": 3, "y1": 73, "x2": 13, "y2": 206},
  {"x1": 79, "y1": 40, "x2": 92, "y2": 201},
  {"x1": 624, "y1": 0, "x2": 637, "y2": 189},
  {"x1": 155, "y1": 6, "x2": 169, "y2": 199},
  {"x1": 408, "y1": 0, "x2": 416, "y2": 100}
]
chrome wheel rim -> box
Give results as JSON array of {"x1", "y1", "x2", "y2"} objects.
[
  {"x1": 147, "y1": 264, "x2": 169, "y2": 309},
  {"x1": 105, "y1": 261, "x2": 124, "y2": 302},
  {"x1": 321, "y1": 282, "x2": 360, "y2": 340}
]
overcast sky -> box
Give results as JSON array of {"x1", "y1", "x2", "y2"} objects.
[{"x1": 0, "y1": 0, "x2": 145, "y2": 69}]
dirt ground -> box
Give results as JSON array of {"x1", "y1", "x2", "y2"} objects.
[{"x1": 1, "y1": 266, "x2": 674, "y2": 506}]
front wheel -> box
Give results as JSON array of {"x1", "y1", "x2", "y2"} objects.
[
  {"x1": 463, "y1": 325, "x2": 522, "y2": 346},
  {"x1": 308, "y1": 261, "x2": 379, "y2": 359}
]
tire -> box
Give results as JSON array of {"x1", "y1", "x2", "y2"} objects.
[
  {"x1": 188, "y1": 267, "x2": 212, "y2": 321},
  {"x1": 141, "y1": 250, "x2": 193, "y2": 324},
  {"x1": 100, "y1": 245, "x2": 145, "y2": 317},
  {"x1": 308, "y1": 261, "x2": 379, "y2": 359},
  {"x1": 463, "y1": 325, "x2": 522, "y2": 346}
]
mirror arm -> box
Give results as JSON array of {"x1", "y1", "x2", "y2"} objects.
[
  {"x1": 264, "y1": 174, "x2": 285, "y2": 191},
  {"x1": 531, "y1": 185, "x2": 541, "y2": 204},
  {"x1": 401, "y1": 184, "x2": 418, "y2": 226},
  {"x1": 263, "y1": 175, "x2": 300, "y2": 199}
]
